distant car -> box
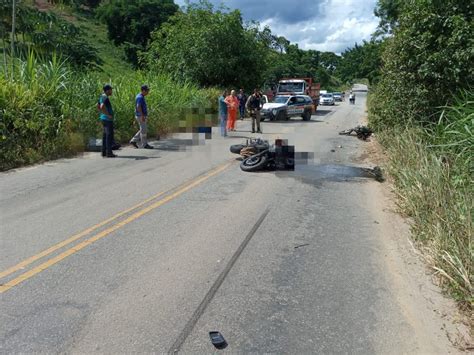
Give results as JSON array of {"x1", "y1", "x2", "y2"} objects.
[
  {"x1": 333, "y1": 92, "x2": 342, "y2": 101},
  {"x1": 320, "y1": 93, "x2": 335, "y2": 105},
  {"x1": 260, "y1": 95, "x2": 314, "y2": 121}
]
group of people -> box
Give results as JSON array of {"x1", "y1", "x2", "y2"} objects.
[
  {"x1": 98, "y1": 84, "x2": 152, "y2": 158},
  {"x1": 218, "y1": 88, "x2": 264, "y2": 137},
  {"x1": 98, "y1": 84, "x2": 266, "y2": 157}
]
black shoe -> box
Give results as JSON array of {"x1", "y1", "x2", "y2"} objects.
[
  {"x1": 257, "y1": 130, "x2": 262, "y2": 133},
  {"x1": 130, "y1": 142, "x2": 138, "y2": 149},
  {"x1": 143, "y1": 144, "x2": 154, "y2": 149},
  {"x1": 106, "y1": 153, "x2": 117, "y2": 158},
  {"x1": 252, "y1": 130, "x2": 255, "y2": 133}
]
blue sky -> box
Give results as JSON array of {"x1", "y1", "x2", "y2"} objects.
[{"x1": 174, "y1": 0, "x2": 379, "y2": 53}]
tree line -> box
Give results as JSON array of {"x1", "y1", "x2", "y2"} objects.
[{"x1": 1, "y1": 0, "x2": 353, "y2": 91}]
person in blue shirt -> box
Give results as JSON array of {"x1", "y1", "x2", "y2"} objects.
[
  {"x1": 98, "y1": 84, "x2": 116, "y2": 157},
  {"x1": 218, "y1": 90, "x2": 228, "y2": 137},
  {"x1": 130, "y1": 85, "x2": 153, "y2": 149}
]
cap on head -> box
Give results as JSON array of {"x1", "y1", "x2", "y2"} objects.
[
  {"x1": 141, "y1": 85, "x2": 149, "y2": 92},
  {"x1": 103, "y1": 84, "x2": 112, "y2": 92}
]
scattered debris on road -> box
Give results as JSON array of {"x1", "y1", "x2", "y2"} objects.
[
  {"x1": 294, "y1": 243, "x2": 310, "y2": 249},
  {"x1": 339, "y1": 125, "x2": 373, "y2": 140},
  {"x1": 209, "y1": 331, "x2": 228, "y2": 349},
  {"x1": 361, "y1": 166, "x2": 384, "y2": 182}
]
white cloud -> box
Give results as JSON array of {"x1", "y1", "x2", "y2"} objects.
[{"x1": 174, "y1": 0, "x2": 379, "y2": 53}]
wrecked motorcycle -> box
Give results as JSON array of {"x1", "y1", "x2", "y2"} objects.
[
  {"x1": 339, "y1": 125, "x2": 372, "y2": 140},
  {"x1": 230, "y1": 137, "x2": 269, "y2": 156},
  {"x1": 239, "y1": 139, "x2": 294, "y2": 172}
]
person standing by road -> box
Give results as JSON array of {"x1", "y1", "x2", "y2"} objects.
[
  {"x1": 237, "y1": 89, "x2": 247, "y2": 121},
  {"x1": 225, "y1": 90, "x2": 239, "y2": 132},
  {"x1": 99, "y1": 84, "x2": 116, "y2": 158},
  {"x1": 130, "y1": 85, "x2": 153, "y2": 149},
  {"x1": 218, "y1": 90, "x2": 228, "y2": 137},
  {"x1": 245, "y1": 88, "x2": 262, "y2": 133}
]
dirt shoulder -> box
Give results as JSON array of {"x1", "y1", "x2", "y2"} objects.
[{"x1": 356, "y1": 126, "x2": 472, "y2": 351}]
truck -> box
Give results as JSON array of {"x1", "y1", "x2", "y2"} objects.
[{"x1": 276, "y1": 78, "x2": 321, "y2": 108}]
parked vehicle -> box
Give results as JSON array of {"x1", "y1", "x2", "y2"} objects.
[
  {"x1": 320, "y1": 93, "x2": 335, "y2": 106},
  {"x1": 260, "y1": 95, "x2": 314, "y2": 121},
  {"x1": 276, "y1": 77, "x2": 320, "y2": 108},
  {"x1": 333, "y1": 92, "x2": 343, "y2": 101}
]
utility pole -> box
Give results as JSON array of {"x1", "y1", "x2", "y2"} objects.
[{"x1": 11, "y1": 0, "x2": 16, "y2": 80}]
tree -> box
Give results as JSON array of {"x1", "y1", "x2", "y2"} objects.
[
  {"x1": 0, "y1": 2, "x2": 101, "y2": 68},
  {"x1": 97, "y1": 0, "x2": 178, "y2": 66},
  {"x1": 144, "y1": 1, "x2": 267, "y2": 88},
  {"x1": 370, "y1": 0, "x2": 473, "y2": 127},
  {"x1": 336, "y1": 40, "x2": 384, "y2": 84},
  {"x1": 373, "y1": 0, "x2": 403, "y2": 36}
]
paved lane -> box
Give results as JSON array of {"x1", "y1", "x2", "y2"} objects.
[{"x1": 0, "y1": 87, "x2": 456, "y2": 353}]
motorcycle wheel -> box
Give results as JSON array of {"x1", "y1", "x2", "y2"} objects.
[
  {"x1": 240, "y1": 154, "x2": 268, "y2": 172},
  {"x1": 230, "y1": 144, "x2": 245, "y2": 154}
]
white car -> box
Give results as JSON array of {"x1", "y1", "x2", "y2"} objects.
[
  {"x1": 260, "y1": 95, "x2": 314, "y2": 121},
  {"x1": 320, "y1": 93, "x2": 335, "y2": 105}
]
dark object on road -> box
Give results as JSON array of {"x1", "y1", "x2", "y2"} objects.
[
  {"x1": 361, "y1": 166, "x2": 384, "y2": 182},
  {"x1": 240, "y1": 139, "x2": 295, "y2": 172},
  {"x1": 230, "y1": 137, "x2": 270, "y2": 156},
  {"x1": 339, "y1": 125, "x2": 373, "y2": 140},
  {"x1": 209, "y1": 331, "x2": 228, "y2": 349}
]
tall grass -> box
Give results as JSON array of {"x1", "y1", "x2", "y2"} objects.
[
  {"x1": 0, "y1": 53, "x2": 219, "y2": 171},
  {"x1": 372, "y1": 91, "x2": 473, "y2": 309}
]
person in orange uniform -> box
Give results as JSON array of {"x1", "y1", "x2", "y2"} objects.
[{"x1": 225, "y1": 90, "x2": 239, "y2": 131}]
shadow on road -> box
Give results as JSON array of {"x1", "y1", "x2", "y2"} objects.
[
  {"x1": 274, "y1": 164, "x2": 384, "y2": 184},
  {"x1": 115, "y1": 155, "x2": 160, "y2": 160},
  {"x1": 315, "y1": 109, "x2": 334, "y2": 116}
]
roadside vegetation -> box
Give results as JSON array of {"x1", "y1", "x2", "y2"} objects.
[
  {"x1": 1, "y1": 0, "x2": 347, "y2": 171},
  {"x1": 368, "y1": 0, "x2": 473, "y2": 309},
  {"x1": 0, "y1": 52, "x2": 216, "y2": 171}
]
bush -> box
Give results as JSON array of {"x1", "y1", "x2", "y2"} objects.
[
  {"x1": 0, "y1": 54, "x2": 218, "y2": 171},
  {"x1": 371, "y1": 90, "x2": 473, "y2": 308},
  {"x1": 370, "y1": 0, "x2": 473, "y2": 128}
]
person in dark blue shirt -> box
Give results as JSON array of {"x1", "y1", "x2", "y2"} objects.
[
  {"x1": 98, "y1": 84, "x2": 117, "y2": 157},
  {"x1": 130, "y1": 85, "x2": 153, "y2": 149},
  {"x1": 237, "y1": 89, "x2": 247, "y2": 120}
]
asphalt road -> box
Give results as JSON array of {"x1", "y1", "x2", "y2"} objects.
[{"x1": 0, "y1": 86, "x2": 457, "y2": 354}]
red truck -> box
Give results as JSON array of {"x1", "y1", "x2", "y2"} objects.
[{"x1": 277, "y1": 78, "x2": 320, "y2": 105}]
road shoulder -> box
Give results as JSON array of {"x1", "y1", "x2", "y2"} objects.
[{"x1": 358, "y1": 135, "x2": 472, "y2": 352}]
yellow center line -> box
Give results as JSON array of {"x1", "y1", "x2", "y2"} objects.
[
  {"x1": 0, "y1": 192, "x2": 167, "y2": 280},
  {"x1": 0, "y1": 162, "x2": 232, "y2": 293}
]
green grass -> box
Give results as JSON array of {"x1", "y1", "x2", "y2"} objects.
[
  {"x1": 370, "y1": 91, "x2": 473, "y2": 310},
  {"x1": 75, "y1": 14, "x2": 134, "y2": 79},
  {"x1": 0, "y1": 53, "x2": 219, "y2": 171},
  {"x1": 25, "y1": 0, "x2": 134, "y2": 79}
]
